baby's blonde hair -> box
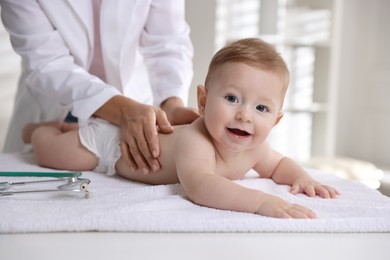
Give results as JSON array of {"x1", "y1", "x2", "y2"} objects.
[{"x1": 205, "y1": 38, "x2": 290, "y2": 100}]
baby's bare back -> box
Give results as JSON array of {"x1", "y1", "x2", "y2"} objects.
[
  {"x1": 115, "y1": 125, "x2": 187, "y2": 185},
  {"x1": 115, "y1": 118, "x2": 260, "y2": 184}
]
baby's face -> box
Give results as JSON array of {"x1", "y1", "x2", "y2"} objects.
[{"x1": 203, "y1": 62, "x2": 284, "y2": 152}]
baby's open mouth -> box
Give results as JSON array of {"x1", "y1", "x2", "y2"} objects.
[{"x1": 227, "y1": 128, "x2": 251, "y2": 137}]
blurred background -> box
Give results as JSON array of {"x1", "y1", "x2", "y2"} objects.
[{"x1": 1, "y1": 0, "x2": 389, "y2": 194}]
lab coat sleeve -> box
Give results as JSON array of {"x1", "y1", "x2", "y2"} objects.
[
  {"x1": 140, "y1": 0, "x2": 194, "y2": 107},
  {"x1": 0, "y1": 0, "x2": 120, "y2": 121}
]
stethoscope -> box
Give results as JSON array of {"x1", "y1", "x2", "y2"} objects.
[{"x1": 0, "y1": 171, "x2": 91, "y2": 199}]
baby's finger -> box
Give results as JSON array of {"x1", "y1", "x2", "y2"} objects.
[
  {"x1": 274, "y1": 211, "x2": 293, "y2": 219},
  {"x1": 289, "y1": 204, "x2": 317, "y2": 219},
  {"x1": 290, "y1": 183, "x2": 301, "y2": 194},
  {"x1": 324, "y1": 185, "x2": 340, "y2": 198},
  {"x1": 315, "y1": 186, "x2": 331, "y2": 199},
  {"x1": 304, "y1": 186, "x2": 316, "y2": 197}
]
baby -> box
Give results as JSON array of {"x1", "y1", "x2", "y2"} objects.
[{"x1": 25, "y1": 38, "x2": 339, "y2": 218}]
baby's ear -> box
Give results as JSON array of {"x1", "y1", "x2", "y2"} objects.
[
  {"x1": 197, "y1": 85, "x2": 207, "y2": 115},
  {"x1": 274, "y1": 113, "x2": 283, "y2": 126}
]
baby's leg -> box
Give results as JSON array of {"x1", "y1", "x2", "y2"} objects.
[
  {"x1": 23, "y1": 121, "x2": 79, "y2": 144},
  {"x1": 23, "y1": 122, "x2": 61, "y2": 144},
  {"x1": 31, "y1": 126, "x2": 98, "y2": 171},
  {"x1": 115, "y1": 158, "x2": 179, "y2": 185}
]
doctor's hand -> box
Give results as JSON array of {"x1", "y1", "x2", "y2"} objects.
[
  {"x1": 161, "y1": 97, "x2": 200, "y2": 126},
  {"x1": 95, "y1": 96, "x2": 173, "y2": 174}
]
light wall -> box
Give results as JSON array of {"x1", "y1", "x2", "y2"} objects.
[
  {"x1": 332, "y1": 0, "x2": 390, "y2": 169},
  {"x1": 185, "y1": 0, "x2": 217, "y2": 108}
]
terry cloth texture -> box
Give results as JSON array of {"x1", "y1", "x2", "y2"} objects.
[{"x1": 1, "y1": 152, "x2": 390, "y2": 233}]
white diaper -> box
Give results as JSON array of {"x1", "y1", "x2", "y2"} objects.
[{"x1": 78, "y1": 118, "x2": 121, "y2": 175}]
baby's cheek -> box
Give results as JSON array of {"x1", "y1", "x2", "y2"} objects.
[{"x1": 256, "y1": 122, "x2": 274, "y2": 138}]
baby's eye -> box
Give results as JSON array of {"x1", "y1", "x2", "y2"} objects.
[
  {"x1": 225, "y1": 94, "x2": 238, "y2": 103},
  {"x1": 256, "y1": 104, "x2": 269, "y2": 113}
]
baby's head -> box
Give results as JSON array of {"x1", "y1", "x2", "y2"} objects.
[
  {"x1": 204, "y1": 38, "x2": 290, "y2": 109},
  {"x1": 197, "y1": 38, "x2": 290, "y2": 150}
]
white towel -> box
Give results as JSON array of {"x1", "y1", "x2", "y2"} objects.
[{"x1": 1, "y1": 152, "x2": 390, "y2": 233}]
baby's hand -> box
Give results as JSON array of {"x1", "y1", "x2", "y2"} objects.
[
  {"x1": 256, "y1": 194, "x2": 316, "y2": 219},
  {"x1": 290, "y1": 177, "x2": 339, "y2": 199}
]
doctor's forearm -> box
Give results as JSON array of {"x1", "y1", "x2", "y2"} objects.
[
  {"x1": 93, "y1": 95, "x2": 133, "y2": 125},
  {"x1": 160, "y1": 96, "x2": 200, "y2": 125},
  {"x1": 161, "y1": 96, "x2": 184, "y2": 117}
]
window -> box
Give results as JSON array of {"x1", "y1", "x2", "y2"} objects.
[{"x1": 215, "y1": 0, "x2": 334, "y2": 162}]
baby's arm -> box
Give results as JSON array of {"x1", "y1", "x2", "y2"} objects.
[
  {"x1": 179, "y1": 168, "x2": 316, "y2": 218},
  {"x1": 254, "y1": 147, "x2": 339, "y2": 199},
  {"x1": 174, "y1": 133, "x2": 316, "y2": 218},
  {"x1": 273, "y1": 157, "x2": 339, "y2": 198}
]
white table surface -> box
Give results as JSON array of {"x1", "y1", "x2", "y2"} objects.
[{"x1": 1, "y1": 232, "x2": 389, "y2": 260}]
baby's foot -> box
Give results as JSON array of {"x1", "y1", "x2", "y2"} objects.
[{"x1": 22, "y1": 122, "x2": 61, "y2": 144}]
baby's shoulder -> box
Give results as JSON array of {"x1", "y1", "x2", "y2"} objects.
[{"x1": 174, "y1": 119, "x2": 214, "y2": 150}]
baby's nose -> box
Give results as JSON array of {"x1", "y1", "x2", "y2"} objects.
[{"x1": 235, "y1": 111, "x2": 252, "y2": 123}]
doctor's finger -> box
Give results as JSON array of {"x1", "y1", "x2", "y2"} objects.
[
  {"x1": 119, "y1": 140, "x2": 137, "y2": 171},
  {"x1": 134, "y1": 119, "x2": 163, "y2": 174},
  {"x1": 155, "y1": 109, "x2": 174, "y2": 134},
  {"x1": 127, "y1": 133, "x2": 155, "y2": 175},
  {"x1": 140, "y1": 124, "x2": 161, "y2": 173},
  {"x1": 143, "y1": 109, "x2": 161, "y2": 160}
]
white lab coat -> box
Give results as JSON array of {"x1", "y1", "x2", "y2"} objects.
[{"x1": 0, "y1": 0, "x2": 193, "y2": 152}]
